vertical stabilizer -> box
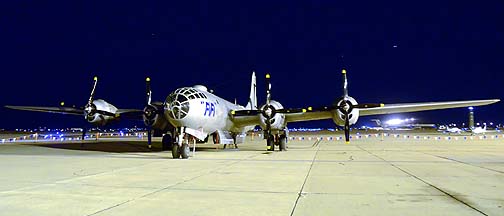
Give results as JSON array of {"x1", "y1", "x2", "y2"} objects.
[
  {"x1": 245, "y1": 71, "x2": 257, "y2": 109},
  {"x1": 371, "y1": 119, "x2": 382, "y2": 127}
]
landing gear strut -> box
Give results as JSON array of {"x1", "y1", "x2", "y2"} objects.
[
  {"x1": 265, "y1": 130, "x2": 288, "y2": 151},
  {"x1": 172, "y1": 127, "x2": 191, "y2": 159}
]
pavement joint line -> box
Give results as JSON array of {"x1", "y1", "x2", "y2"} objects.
[
  {"x1": 87, "y1": 152, "x2": 262, "y2": 216},
  {"x1": 0, "y1": 158, "x2": 169, "y2": 194},
  {"x1": 415, "y1": 152, "x2": 504, "y2": 175},
  {"x1": 290, "y1": 140, "x2": 321, "y2": 216},
  {"x1": 356, "y1": 145, "x2": 490, "y2": 216},
  {"x1": 166, "y1": 187, "x2": 296, "y2": 194}
]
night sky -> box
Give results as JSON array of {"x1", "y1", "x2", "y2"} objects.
[{"x1": 1, "y1": 1, "x2": 503, "y2": 129}]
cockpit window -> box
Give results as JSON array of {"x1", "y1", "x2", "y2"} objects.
[
  {"x1": 165, "y1": 87, "x2": 209, "y2": 120},
  {"x1": 166, "y1": 90, "x2": 190, "y2": 119}
]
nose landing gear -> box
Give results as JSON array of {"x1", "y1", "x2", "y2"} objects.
[{"x1": 172, "y1": 127, "x2": 193, "y2": 159}]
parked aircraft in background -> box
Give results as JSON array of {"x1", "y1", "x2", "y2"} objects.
[
  {"x1": 444, "y1": 126, "x2": 463, "y2": 134},
  {"x1": 6, "y1": 69, "x2": 500, "y2": 159},
  {"x1": 471, "y1": 125, "x2": 487, "y2": 135},
  {"x1": 370, "y1": 118, "x2": 435, "y2": 131}
]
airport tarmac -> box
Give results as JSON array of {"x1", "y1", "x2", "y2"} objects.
[{"x1": 0, "y1": 132, "x2": 503, "y2": 216}]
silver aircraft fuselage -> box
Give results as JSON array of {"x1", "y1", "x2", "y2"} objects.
[{"x1": 163, "y1": 86, "x2": 248, "y2": 135}]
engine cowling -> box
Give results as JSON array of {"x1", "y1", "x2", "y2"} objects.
[
  {"x1": 143, "y1": 101, "x2": 170, "y2": 130},
  {"x1": 85, "y1": 99, "x2": 118, "y2": 126},
  {"x1": 259, "y1": 100, "x2": 287, "y2": 130},
  {"x1": 331, "y1": 96, "x2": 360, "y2": 126}
]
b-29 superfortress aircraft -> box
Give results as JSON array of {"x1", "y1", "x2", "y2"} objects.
[{"x1": 6, "y1": 70, "x2": 499, "y2": 159}]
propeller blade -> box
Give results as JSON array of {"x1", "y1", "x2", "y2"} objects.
[
  {"x1": 266, "y1": 74, "x2": 271, "y2": 106},
  {"x1": 305, "y1": 105, "x2": 337, "y2": 112},
  {"x1": 231, "y1": 109, "x2": 262, "y2": 116},
  {"x1": 276, "y1": 108, "x2": 307, "y2": 113},
  {"x1": 353, "y1": 103, "x2": 384, "y2": 109},
  {"x1": 84, "y1": 76, "x2": 99, "y2": 120},
  {"x1": 88, "y1": 76, "x2": 98, "y2": 107},
  {"x1": 147, "y1": 125, "x2": 152, "y2": 149},
  {"x1": 342, "y1": 69, "x2": 348, "y2": 97},
  {"x1": 82, "y1": 127, "x2": 87, "y2": 141},
  {"x1": 344, "y1": 114, "x2": 350, "y2": 144},
  {"x1": 146, "y1": 77, "x2": 152, "y2": 105}
]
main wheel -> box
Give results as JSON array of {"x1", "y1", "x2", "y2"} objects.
[
  {"x1": 267, "y1": 136, "x2": 275, "y2": 151},
  {"x1": 180, "y1": 144, "x2": 190, "y2": 159},
  {"x1": 162, "y1": 134, "x2": 173, "y2": 150},
  {"x1": 279, "y1": 135, "x2": 287, "y2": 151},
  {"x1": 172, "y1": 144, "x2": 180, "y2": 159}
]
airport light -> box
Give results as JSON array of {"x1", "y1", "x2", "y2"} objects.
[
  {"x1": 468, "y1": 107, "x2": 474, "y2": 110},
  {"x1": 386, "y1": 119, "x2": 403, "y2": 125}
]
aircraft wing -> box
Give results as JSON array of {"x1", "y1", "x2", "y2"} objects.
[
  {"x1": 230, "y1": 115, "x2": 262, "y2": 128},
  {"x1": 359, "y1": 99, "x2": 500, "y2": 116},
  {"x1": 284, "y1": 99, "x2": 499, "y2": 123},
  {"x1": 4, "y1": 105, "x2": 144, "y2": 119},
  {"x1": 116, "y1": 109, "x2": 144, "y2": 119},
  {"x1": 285, "y1": 110, "x2": 332, "y2": 123},
  {"x1": 4, "y1": 105, "x2": 84, "y2": 115}
]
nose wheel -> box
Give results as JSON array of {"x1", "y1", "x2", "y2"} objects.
[
  {"x1": 172, "y1": 127, "x2": 192, "y2": 159},
  {"x1": 172, "y1": 143, "x2": 190, "y2": 159}
]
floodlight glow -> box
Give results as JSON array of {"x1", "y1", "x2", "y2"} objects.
[
  {"x1": 468, "y1": 107, "x2": 474, "y2": 110},
  {"x1": 386, "y1": 119, "x2": 403, "y2": 125}
]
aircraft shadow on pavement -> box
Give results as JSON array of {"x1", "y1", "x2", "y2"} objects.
[
  {"x1": 28, "y1": 141, "x2": 163, "y2": 153},
  {"x1": 26, "y1": 141, "x2": 244, "y2": 153}
]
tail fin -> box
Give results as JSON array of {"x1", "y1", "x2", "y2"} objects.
[
  {"x1": 245, "y1": 71, "x2": 257, "y2": 109},
  {"x1": 370, "y1": 119, "x2": 382, "y2": 126}
]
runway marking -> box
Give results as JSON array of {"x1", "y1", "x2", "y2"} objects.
[
  {"x1": 356, "y1": 145, "x2": 490, "y2": 216},
  {"x1": 289, "y1": 140, "x2": 321, "y2": 216}
]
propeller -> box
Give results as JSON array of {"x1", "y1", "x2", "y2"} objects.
[
  {"x1": 339, "y1": 69, "x2": 352, "y2": 143},
  {"x1": 144, "y1": 77, "x2": 154, "y2": 148},
  {"x1": 231, "y1": 74, "x2": 306, "y2": 117},
  {"x1": 143, "y1": 77, "x2": 165, "y2": 149},
  {"x1": 84, "y1": 76, "x2": 98, "y2": 121},
  {"x1": 231, "y1": 74, "x2": 305, "y2": 150},
  {"x1": 263, "y1": 74, "x2": 273, "y2": 144},
  {"x1": 307, "y1": 69, "x2": 383, "y2": 143},
  {"x1": 83, "y1": 76, "x2": 116, "y2": 121}
]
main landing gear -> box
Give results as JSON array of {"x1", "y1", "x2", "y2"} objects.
[{"x1": 266, "y1": 133, "x2": 287, "y2": 151}]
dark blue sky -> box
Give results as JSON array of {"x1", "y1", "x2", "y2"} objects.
[{"x1": 1, "y1": 1, "x2": 502, "y2": 129}]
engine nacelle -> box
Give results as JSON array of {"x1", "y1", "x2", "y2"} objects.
[
  {"x1": 331, "y1": 97, "x2": 360, "y2": 126},
  {"x1": 143, "y1": 102, "x2": 170, "y2": 130},
  {"x1": 259, "y1": 100, "x2": 287, "y2": 130},
  {"x1": 86, "y1": 99, "x2": 118, "y2": 126}
]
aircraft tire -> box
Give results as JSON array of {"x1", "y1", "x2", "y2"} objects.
[
  {"x1": 180, "y1": 144, "x2": 190, "y2": 159},
  {"x1": 267, "y1": 136, "x2": 275, "y2": 151},
  {"x1": 172, "y1": 144, "x2": 180, "y2": 159},
  {"x1": 279, "y1": 135, "x2": 287, "y2": 151},
  {"x1": 162, "y1": 134, "x2": 173, "y2": 150}
]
